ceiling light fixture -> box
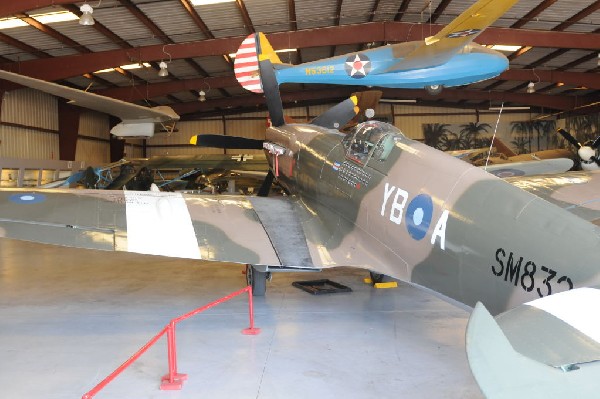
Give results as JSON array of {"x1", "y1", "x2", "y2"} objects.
[
  {"x1": 489, "y1": 44, "x2": 521, "y2": 52},
  {"x1": 95, "y1": 62, "x2": 150, "y2": 74},
  {"x1": 158, "y1": 45, "x2": 172, "y2": 77},
  {"x1": 190, "y1": 0, "x2": 236, "y2": 5},
  {"x1": 527, "y1": 69, "x2": 540, "y2": 94},
  {"x1": 158, "y1": 61, "x2": 169, "y2": 77},
  {"x1": 33, "y1": 11, "x2": 78, "y2": 24},
  {"x1": 79, "y1": 4, "x2": 95, "y2": 25},
  {"x1": 198, "y1": 81, "x2": 211, "y2": 102},
  {"x1": 489, "y1": 106, "x2": 530, "y2": 111}
]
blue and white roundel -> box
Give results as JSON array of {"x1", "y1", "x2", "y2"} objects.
[
  {"x1": 405, "y1": 194, "x2": 433, "y2": 240},
  {"x1": 9, "y1": 193, "x2": 46, "y2": 204}
]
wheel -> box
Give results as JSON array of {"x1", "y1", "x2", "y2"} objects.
[
  {"x1": 425, "y1": 84, "x2": 443, "y2": 95},
  {"x1": 246, "y1": 265, "x2": 268, "y2": 296},
  {"x1": 369, "y1": 271, "x2": 385, "y2": 284}
]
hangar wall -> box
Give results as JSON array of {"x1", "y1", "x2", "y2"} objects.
[
  {"x1": 0, "y1": 87, "x2": 563, "y2": 165},
  {"x1": 0, "y1": 89, "x2": 58, "y2": 160}
]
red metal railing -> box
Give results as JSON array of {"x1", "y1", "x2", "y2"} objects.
[{"x1": 81, "y1": 285, "x2": 260, "y2": 398}]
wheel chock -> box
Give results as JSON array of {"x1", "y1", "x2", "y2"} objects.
[
  {"x1": 374, "y1": 282, "x2": 398, "y2": 289},
  {"x1": 363, "y1": 278, "x2": 373, "y2": 284}
]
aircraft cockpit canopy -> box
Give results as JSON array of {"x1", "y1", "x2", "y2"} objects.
[{"x1": 343, "y1": 121, "x2": 399, "y2": 166}]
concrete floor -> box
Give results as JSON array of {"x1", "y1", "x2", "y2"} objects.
[{"x1": 0, "y1": 238, "x2": 482, "y2": 399}]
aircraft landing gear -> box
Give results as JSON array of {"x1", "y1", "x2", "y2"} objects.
[
  {"x1": 369, "y1": 271, "x2": 385, "y2": 284},
  {"x1": 425, "y1": 84, "x2": 443, "y2": 95},
  {"x1": 246, "y1": 265, "x2": 270, "y2": 296}
]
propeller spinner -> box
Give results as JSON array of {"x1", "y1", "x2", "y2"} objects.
[{"x1": 557, "y1": 128, "x2": 600, "y2": 171}]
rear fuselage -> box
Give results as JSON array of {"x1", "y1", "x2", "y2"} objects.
[
  {"x1": 266, "y1": 122, "x2": 600, "y2": 314},
  {"x1": 274, "y1": 42, "x2": 508, "y2": 89}
]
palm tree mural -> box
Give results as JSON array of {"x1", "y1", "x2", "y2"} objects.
[
  {"x1": 567, "y1": 115, "x2": 600, "y2": 145},
  {"x1": 459, "y1": 122, "x2": 491, "y2": 148},
  {"x1": 422, "y1": 123, "x2": 451, "y2": 148},
  {"x1": 510, "y1": 121, "x2": 533, "y2": 154},
  {"x1": 530, "y1": 120, "x2": 557, "y2": 151}
]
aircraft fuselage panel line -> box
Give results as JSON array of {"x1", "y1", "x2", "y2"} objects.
[{"x1": 249, "y1": 196, "x2": 315, "y2": 268}]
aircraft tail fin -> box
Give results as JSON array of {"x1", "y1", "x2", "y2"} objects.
[
  {"x1": 235, "y1": 33, "x2": 283, "y2": 94},
  {"x1": 467, "y1": 299, "x2": 600, "y2": 398}
]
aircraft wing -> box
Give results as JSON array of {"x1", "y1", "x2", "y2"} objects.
[
  {"x1": 385, "y1": 0, "x2": 519, "y2": 72},
  {"x1": 467, "y1": 288, "x2": 600, "y2": 398},
  {"x1": 0, "y1": 189, "x2": 331, "y2": 270},
  {"x1": 136, "y1": 154, "x2": 269, "y2": 171},
  {"x1": 0, "y1": 70, "x2": 179, "y2": 124}
]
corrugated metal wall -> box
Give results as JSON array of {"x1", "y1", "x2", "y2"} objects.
[
  {"x1": 0, "y1": 88, "x2": 60, "y2": 159},
  {"x1": 76, "y1": 110, "x2": 111, "y2": 164},
  {"x1": 0, "y1": 87, "x2": 555, "y2": 164}
]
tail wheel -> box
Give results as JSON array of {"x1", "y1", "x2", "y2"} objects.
[
  {"x1": 246, "y1": 265, "x2": 268, "y2": 296},
  {"x1": 425, "y1": 84, "x2": 443, "y2": 95}
]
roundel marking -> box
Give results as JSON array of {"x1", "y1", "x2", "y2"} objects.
[
  {"x1": 491, "y1": 168, "x2": 525, "y2": 178},
  {"x1": 9, "y1": 193, "x2": 47, "y2": 204},
  {"x1": 344, "y1": 54, "x2": 371, "y2": 79},
  {"x1": 405, "y1": 194, "x2": 433, "y2": 241}
]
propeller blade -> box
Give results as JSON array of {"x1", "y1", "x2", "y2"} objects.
[
  {"x1": 258, "y1": 59, "x2": 285, "y2": 127},
  {"x1": 190, "y1": 134, "x2": 264, "y2": 150},
  {"x1": 311, "y1": 95, "x2": 359, "y2": 130},
  {"x1": 591, "y1": 135, "x2": 600, "y2": 150},
  {"x1": 257, "y1": 170, "x2": 275, "y2": 197},
  {"x1": 557, "y1": 128, "x2": 581, "y2": 149}
]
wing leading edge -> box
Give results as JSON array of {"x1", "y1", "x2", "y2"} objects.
[{"x1": 0, "y1": 70, "x2": 179, "y2": 137}]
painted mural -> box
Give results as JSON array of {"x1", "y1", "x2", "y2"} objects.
[{"x1": 423, "y1": 120, "x2": 560, "y2": 154}]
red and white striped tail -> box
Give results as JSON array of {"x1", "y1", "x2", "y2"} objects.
[{"x1": 234, "y1": 34, "x2": 263, "y2": 94}]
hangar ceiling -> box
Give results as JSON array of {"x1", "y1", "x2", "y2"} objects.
[{"x1": 0, "y1": 0, "x2": 598, "y2": 120}]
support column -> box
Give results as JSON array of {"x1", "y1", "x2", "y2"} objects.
[{"x1": 57, "y1": 100, "x2": 80, "y2": 161}]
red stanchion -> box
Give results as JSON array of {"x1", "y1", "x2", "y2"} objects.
[{"x1": 81, "y1": 286, "x2": 260, "y2": 398}]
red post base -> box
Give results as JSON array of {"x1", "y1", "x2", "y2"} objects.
[
  {"x1": 242, "y1": 327, "x2": 261, "y2": 335},
  {"x1": 159, "y1": 373, "x2": 188, "y2": 390}
]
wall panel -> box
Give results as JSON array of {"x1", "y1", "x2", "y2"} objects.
[
  {"x1": 79, "y1": 111, "x2": 110, "y2": 139},
  {"x1": 1, "y1": 88, "x2": 58, "y2": 130},
  {"x1": 75, "y1": 139, "x2": 110, "y2": 164},
  {"x1": 0, "y1": 126, "x2": 58, "y2": 159}
]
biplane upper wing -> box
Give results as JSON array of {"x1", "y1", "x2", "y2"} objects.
[
  {"x1": 385, "y1": 0, "x2": 519, "y2": 72},
  {"x1": 0, "y1": 70, "x2": 178, "y2": 126}
]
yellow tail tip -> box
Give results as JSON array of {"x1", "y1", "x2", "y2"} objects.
[{"x1": 189, "y1": 136, "x2": 198, "y2": 145}]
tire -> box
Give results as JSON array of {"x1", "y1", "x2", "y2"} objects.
[
  {"x1": 246, "y1": 265, "x2": 267, "y2": 296},
  {"x1": 425, "y1": 84, "x2": 443, "y2": 95},
  {"x1": 369, "y1": 271, "x2": 385, "y2": 284}
]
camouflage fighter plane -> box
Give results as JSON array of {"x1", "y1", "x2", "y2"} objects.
[
  {"x1": 0, "y1": 48, "x2": 599, "y2": 398},
  {"x1": 235, "y1": 0, "x2": 519, "y2": 95}
]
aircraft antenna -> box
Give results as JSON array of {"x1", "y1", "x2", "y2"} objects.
[{"x1": 484, "y1": 102, "x2": 504, "y2": 171}]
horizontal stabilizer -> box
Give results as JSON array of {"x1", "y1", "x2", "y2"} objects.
[
  {"x1": 311, "y1": 95, "x2": 359, "y2": 129},
  {"x1": 190, "y1": 134, "x2": 264, "y2": 149},
  {"x1": 484, "y1": 158, "x2": 574, "y2": 177},
  {"x1": 467, "y1": 297, "x2": 600, "y2": 399}
]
